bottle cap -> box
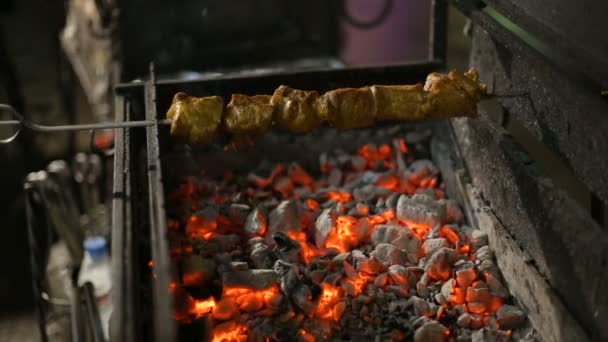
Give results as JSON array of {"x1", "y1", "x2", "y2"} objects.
[{"x1": 84, "y1": 236, "x2": 108, "y2": 261}]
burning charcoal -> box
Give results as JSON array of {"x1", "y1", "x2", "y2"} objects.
[
  {"x1": 371, "y1": 224, "x2": 421, "y2": 261},
  {"x1": 230, "y1": 261, "x2": 248, "y2": 271},
  {"x1": 457, "y1": 313, "x2": 484, "y2": 330},
  {"x1": 413, "y1": 321, "x2": 448, "y2": 342},
  {"x1": 434, "y1": 293, "x2": 447, "y2": 306},
  {"x1": 212, "y1": 297, "x2": 238, "y2": 321},
  {"x1": 411, "y1": 315, "x2": 432, "y2": 329},
  {"x1": 388, "y1": 265, "x2": 411, "y2": 288},
  {"x1": 250, "y1": 244, "x2": 277, "y2": 269},
  {"x1": 386, "y1": 193, "x2": 400, "y2": 210},
  {"x1": 475, "y1": 246, "x2": 494, "y2": 262},
  {"x1": 441, "y1": 280, "x2": 465, "y2": 306},
  {"x1": 416, "y1": 282, "x2": 430, "y2": 298},
  {"x1": 273, "y1": 176, "x2": 294, "y2": 197},
  {"x1": 471, "y1": 230, "x2": 489, "y2": 250},
  {"x1": 424, "y1": 247, "x2": 458, "y2": 281},
  {"x1": 214, "y1": 252, "x2": 233, "y2": 273},
  {"x1": 353, "y1": 185, "x2": 390, "y2": 202},
  {"x1": 408, "y1": 159, "x2": 439, "y2": 176},
  {"x1": 496, "y1": 305, "x2": 526, "y2": 329},
  {"x1": 343, "y1": 261, "x2": 358, "y2": 279},
  {"x1": 321, "y1": 200, "x2": 338, "y2": 209},
  {"x1": 327, "y1": 169, "x2": 343, "y2": 188},
  {"x1": 315, "y1": 208, "x2": 337, "y2": 248},
  {"x1": 411, "y1": 296, "x2": 434, "y2": 317},
  {"x1": 358, "y1": 256, "x2": 388, "y2": 275},
  {"x1": 471, "y1": 328, "x2": 511, "y2": 342},
  {"x1": 244, "y1": 208, "x2": 267, "y2": 236},
  {"x1": 439, "y1": 224, "x2": 463, "y2": 245},
  {"x1": 371, "y1": 243, "x2": 408, "y2": 266},
  {"x1": 186, "y1": 206, "x2": 219, "y2": 238},
  {"x1": 386, "y1": 285, "x2": 409, "y2": 298},
  {"x1": 454, "y1": 260, "x2": 477, "y2": 288},
  {"x1": 465, "y1": 282, "x2": 492, "y2": 314},
  {"x1": 309, "y1": 270, "x2": 326, "y2": 284},
  {"x1": 422, "y1": 238, "x2": 451, "y2": 256},
  {"x1": 227, "y1": 203, "x2": 251, "y2": 225},
  {"x1": 350, "y1": 155, "x2": 367, "y2": 172},
  {"x1": 374, "y1": 273, "x2": 389, "y2": 287},
  {"x1": 248, "y1": 237, "x2": 265, "y2": 247},
  {"x1": 485, "y1": 273, "x2": 509, "y2": 298},
  {"x1": 292, "y1": 284, "x2": 316, "y2": 316},
  {"x1": 182, "y1": 255, "x2": 216, "y2": 287},
  {"x1": 396, "y1": 193, "x2": 447, "y2": 228},
  {"x1": 268, "y1": 200, "x2": 300, "y2": 238},
  {"x1": 273, "y1": 232, "x2": 302, "y2": 264},
  {"x1": 446, "y1": 200, "x2": 464, "y2": 223},
  {"x1": 478, "y1": 259, "x2": 501, "y2": 280},
  {"x1": 332, "y1": 252, "x2": 351, "y2": 266},
  {"x1": 221, "y1": 269, "x2": 278, "y2": 290},
  {"x1": 288, "y1": 162, "x2": 313, "y2": 186}
]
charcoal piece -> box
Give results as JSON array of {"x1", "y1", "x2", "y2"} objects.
[
  {"x1": 247, "y1": 237, "x2": 265, "y2": 247},
  {"x1": 446, "y1": 200, "x2": 464, "y2": 223},
  {"x1": 457, "y1": 313, "x2": 484, "y2": 330},
  {"x1": 371, "y1": 243, "x2": 408, "y2": 266},
  {"x1": 309, "y1": 270, "x2": 326, "y2": 284},
  {"x1": 478, "y1": 259, "x2": 500, "y2": 280},
  {"x1": 227, "y1": 203, "x2": 251, "y2": 225},
  {"x1": 387, "y1": 299, "x2": 410, "y2": 314},
  {"x1": 413, "y1": 321, "x2": 448, "y2": 342},
  {"x1": 386, "y1": 193, "x2": 400, "y2": 210},
  {"x1": 274, "y1": 260, "x2": 299, "y2": 294},
  {"x1": 292, "y1": 284, "x2": 316, "y2": 316},
  {"x1": 288, "y1": 162, "x2": 313, "y2": 186},
  {"x1": 388, "y1": 265, "x2": 411, "y2": 288},
  {"x1": 213, "y1": 252, "x2": 232, "y2": 273},
  {"x1": 454, "y1": 260, "x2": 477, "y2": 288},
  {"x1": 411, "y1": 296, "x2": 434, "y2": 317},
  {"x1": 273, "y1": 231, "x2": 302, "y2": 263},
  {"x1": 496, "y1": 305, "x2": 526, "y2": 329},
  {"x1": 350, "y1": 155, "x2": 367, "y2": 171},
  {"x1": 343, "y1": 261, "x2": 358, "y2": 279},
  {"x1": 374, "y1": 273, "x2": 389, "y2": 288},
  {"x1": 475, "y1": 246, "x2": 494, "y2": 262},
  {"x1": 386, "y1": 285, "x2": 409, "y2": 297},
  {"x1": 244, "y1": 208, "x2": 267, "y2": 236},
  {"x1": 408, "y1": 159, "x2": 439, "y2": 176},
  {"x1": 273, "y1": 176, "x2": 294, "y2": 196},
  {"x1": 212, "y1": 297, "x2": 237, "y2": 321},
  {"x1": 250, "y1": 244, "x2": 277, "y2": 269},
  {"x1": 182, "y1": 255, "x2": 216, "y2": 287},
  {"x1": 416, "y1": 282, "x2": 430, "y2": 298},
  {"x1": 268, "y1": 200, "x2": 300, "y2": 237},
  {"x1": 471, "y1": 230, "x2": 489, "y2": 250},
  {"x1": 397, "y1": 193, "x2": 447, "y2": 228},
  {"x1": 351, "y1": 249, "x2": 367, "y2": 263},
  {"x1": 358, "y1": 256, "x2": 388, "y2": 275},
  {"x1": 424, "y1": 247, "x2": 458, "y2": 281},
  {"x1": 371, "y1": 224, "x2": 421, "y2": 261},
  {"x1": 353, "y1": 185, "x2": 390, "y2": 202},
  {"x1": 221, "y1": 269, "x2": 278, "y2": 290},
  {"x1": 331, "y1": 252, "x2": 352, "y2": 266},
  {"x1": 327, "y1": 169, "x2": 343, "y2": 188},
  {"x1": 471, "y1": 327, "x2": 511, "y2": 342},
  {"x1": 422, "y1": 238, "x2": 451, "y2": 256},
  {"x1": 315, "y1": 208, "x2": 337, "y2": 248},
  {"x1": 485, "y1": 273, "x2": 509, "y2": 298}
]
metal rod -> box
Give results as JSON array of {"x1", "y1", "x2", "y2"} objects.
[{"x1": 0, "y1": 103, "x2": 169, "y2": 144}]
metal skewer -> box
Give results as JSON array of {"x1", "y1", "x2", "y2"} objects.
[{"x1": 0, "y1": 104, "x2": 170, "y2": 144}]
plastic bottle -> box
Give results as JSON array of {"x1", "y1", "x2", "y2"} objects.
[{"x1": 78, "y1": 236, "x2": 113, "y2": 339}]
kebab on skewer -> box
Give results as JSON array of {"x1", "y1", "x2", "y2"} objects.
[{"x1": 165, "y1": 68, "x2": 486, "y2": 145}]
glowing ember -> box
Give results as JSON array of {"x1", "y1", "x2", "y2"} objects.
[{"x1": 163, "y1": 135, "x2": 521, "y2": 341}]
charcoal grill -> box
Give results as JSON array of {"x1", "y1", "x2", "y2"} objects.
[{"x1": 110, "y1": 1, "x2": 608, "y2": 342}]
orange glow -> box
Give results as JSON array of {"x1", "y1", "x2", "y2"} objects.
[
  {"x1": 148, "y1": 260, "x2": 154, "y2": 268},
  {"x1": 211, "y1": 321, "x2": 248, "y2": 342},
  {"x1": 191, "y1": 297, "x2": 216, "y2": 317},
  {"x1": 306, "y1": 198, "x2": 320, "y2": 211},
  {"x1": 439, "y1": 225, "x2": 460, "y2": 245},
  {"x1": 222, "y1": 285, "x2": 280, "y2": 313},
  {"x1": 289, "y1": 163, "x2": 314, "y2": 185},
  {"x1": 287, "y1": 231, "x2": 319, "y2": 263},
  {"x1": 358, "y1": 144, "x2": 394, "y2": 168},
  {"x1": 299, "y1": 329, "x2": 316, "y2": 342},
  {"x1": 186, "y1": 214, "x2": 217, "y2": 239},
  {"x1": 326, "y1": 191, "x2": 352, "y2": 203},
  {"x1": 376, "y1": 174, "x2": 400, "y2": 192},
  {"x1": 398, "y1": 139, "x2": 409, "y2": 154},
  {"x1": 400, "y1": 219, "x2": 431, "y2": 239},
  {"x1": 324, "y1": 216, "x2": 362, "y2": 253},
  {"x1": 315, "y1": 283, "x2": 342, "y2": 321}
]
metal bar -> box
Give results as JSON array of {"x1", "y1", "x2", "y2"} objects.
[
  {"x1": 81, "y1": 282, "x2": 106, "y2": 342},
  {"x1": 145, "y1": 63, "x2": 176, "y2": 342}
]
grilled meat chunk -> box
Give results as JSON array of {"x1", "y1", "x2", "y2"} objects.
[{"x1": 167, "y1": 92, "x2": 223, "y2": 145}]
